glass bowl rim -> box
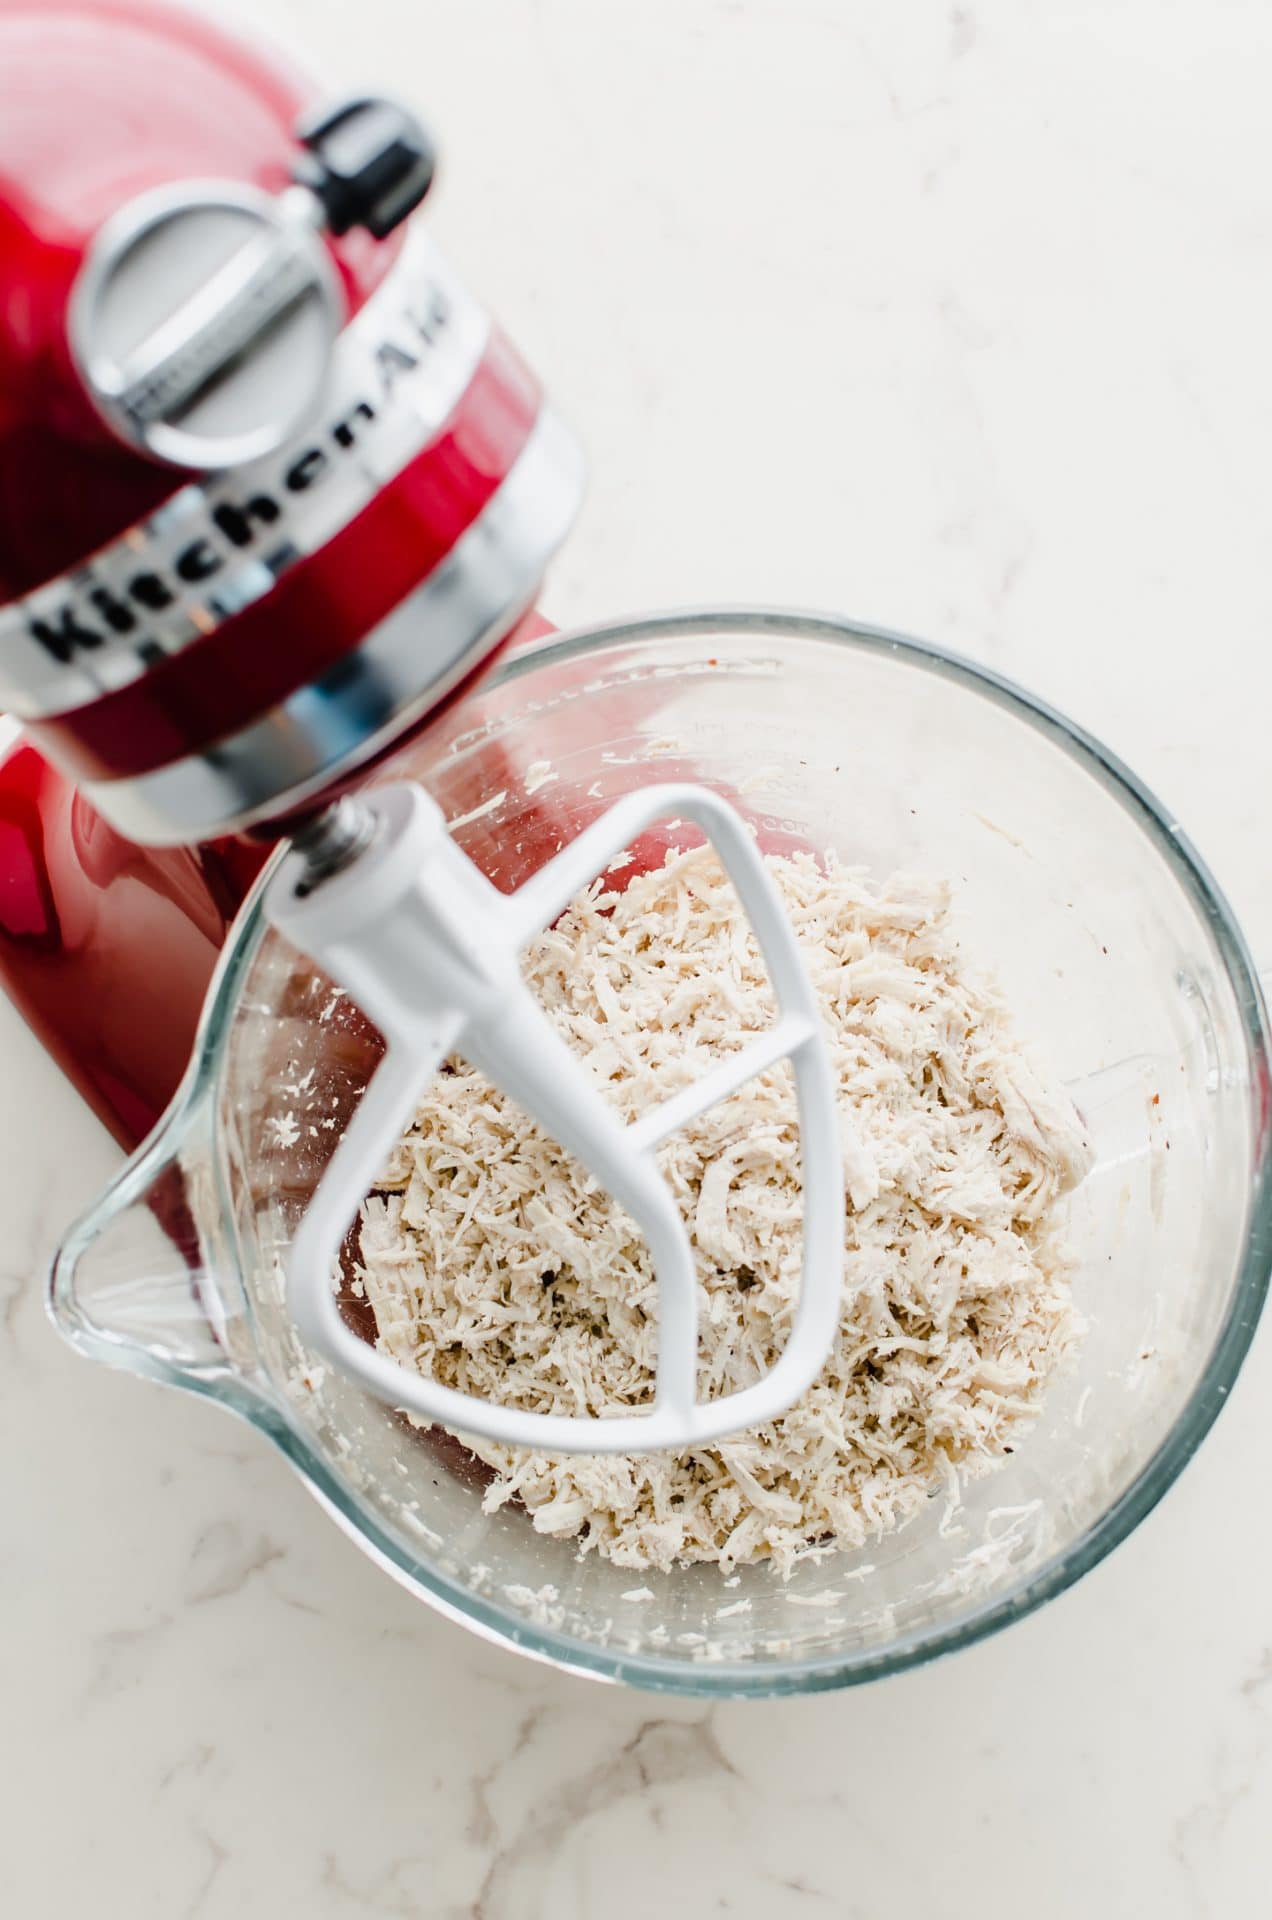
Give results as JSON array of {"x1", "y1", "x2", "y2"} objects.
[{"x1": 194, "y1": 605, "x2": 1272, "y2": 1695}]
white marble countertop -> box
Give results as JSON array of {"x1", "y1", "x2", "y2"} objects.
[{"x1": 5, "y1": 2, "x2": 1272, "y2": 1914}]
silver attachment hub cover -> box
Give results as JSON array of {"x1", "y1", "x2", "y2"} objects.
[{"x1": 69, "y1": 180, "x2": 345, "y2": 472}]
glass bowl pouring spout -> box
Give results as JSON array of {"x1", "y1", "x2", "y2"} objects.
[{"x1": 48, "y1": 894, "x2": 275, "y2": 1421}]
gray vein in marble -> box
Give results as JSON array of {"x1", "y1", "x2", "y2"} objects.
[
  {"x1": 468, "y1": 1714, "x2": 738, "y2": 1920},
  {"x1": 184, "y1": 1520, "x2": 286, "y2": 1608},
  {"x1": 156, "y1": 1742, "x2": 216, "y2": 1798},
  {"x1": 1172, "y1": 1645, "x2": 1272, "y2": 1920},
  {"x1": 762, "y1": 1872, "x2": 860, "y2": 1912},
  {"x1": 466, "y1": 1704, "x2": 548, "y2": 1852},
  {"x1": 949, "y1": 6, "x2": 977, "y2": 58},
  {"x1": 185, "y1": 1826, "x2": 230, "y2": 1920},
  {"x1": 0, "y1": 1264, "x2": 25, "y2": 1340},
  {"x1": 79, "y1": 1613, "x2": 175, "y2": 1709},
  {"x1": 320, "y1": 1851, "x2": 436, "y2": 1919},
  {"x1": 1239, "y1": 1647, "x2": 1272, "y2": 1701}
]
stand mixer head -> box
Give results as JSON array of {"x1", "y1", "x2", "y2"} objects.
[{"x1": 0, "y1": 0, "x2": 845, "y2": 1450}]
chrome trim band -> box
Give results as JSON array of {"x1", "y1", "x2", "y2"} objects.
[
  {"x1": 1, "y1": 228, "x2": 490, "y2": 720},
  {"x1": 77, "y1": 407, "x2": 584, "y2": 844}
]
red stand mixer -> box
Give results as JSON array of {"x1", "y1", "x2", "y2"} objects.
[
  {"x1": 0, "y1": 0, "x2": 844, "y2": 1452},
  {"x1": 0, "y1": 0, "x2": 562, "y2": 1149}
]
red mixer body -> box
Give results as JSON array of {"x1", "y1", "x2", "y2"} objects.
[
  {"x1": 0, "y1": 741, "x2": 265, "y2": 1145},
  {"x1": 0, "y1": 0, "x2": 581, "y2": 1145}
]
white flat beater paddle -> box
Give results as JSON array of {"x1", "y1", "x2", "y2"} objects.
[{"x1": 267, "y1": 780, "x2": 846, "y2": 1453}]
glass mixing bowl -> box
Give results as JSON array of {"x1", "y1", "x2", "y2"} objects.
[{"x1": 51, "y1": 609, "x2": 1272, "y2": 1695}]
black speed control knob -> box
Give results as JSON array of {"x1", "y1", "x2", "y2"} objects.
[{"x1": 293, "y1": 96, "x2": 436, "y2": 240}]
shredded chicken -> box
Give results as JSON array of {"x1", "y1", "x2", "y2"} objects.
[{"x1": 357, "y1": 844, "x2": 1091, "y2": 1576}]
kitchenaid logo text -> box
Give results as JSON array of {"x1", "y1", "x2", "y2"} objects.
[{"x1": 25, "y1": 282, "x2": 462, "y2": 670}]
